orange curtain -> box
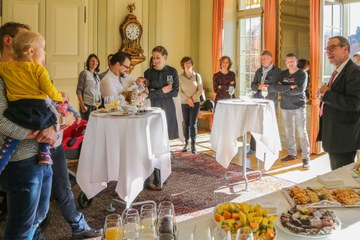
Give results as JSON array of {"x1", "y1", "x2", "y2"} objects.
[
  {"x1": 212, "y1": 0, "x2": 224, "y2": 99},
  {"x1": 310, "y1": 0, "x2": 321, "y2": 154},
  {"x1": 264, "y1": 0, "x2": 277, "y2": 58}
]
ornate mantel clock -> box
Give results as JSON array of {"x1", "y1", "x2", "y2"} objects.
[{"x1": 119, "y1": 3, "x2": 146, "y2": 73}]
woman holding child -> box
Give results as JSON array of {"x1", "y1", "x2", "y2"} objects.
[{"x1": 179, "y1": 56, "x2": 203, "y2": 154}]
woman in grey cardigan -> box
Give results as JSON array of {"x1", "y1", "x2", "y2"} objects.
[{"x1": 179, "y1": 56, "x2": 204, "y2": 153}]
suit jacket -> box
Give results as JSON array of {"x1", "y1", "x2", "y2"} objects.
[
  {"x1": 251, "y1": 65, "x2": 281, "y2": 108},
  {"x1": 317, "y1": 60, "x2": 360, "y2": 153}
]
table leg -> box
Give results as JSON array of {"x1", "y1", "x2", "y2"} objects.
[{"x1": 225, "y1": 133, "x2": 262, "y2": 192}]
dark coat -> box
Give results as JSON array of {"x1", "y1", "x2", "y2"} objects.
[
  {"x1": 251, "y1": 66, "x2": 281, "y2": 108},
  {"x1": 317, "y1": 60, "x2": 360, "y2": 153}
]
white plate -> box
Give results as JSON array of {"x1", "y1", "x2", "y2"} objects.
[
  {"x1": 109, "y1": 111, "x2": 130, "y2": 116},
  {"x1": 276, "y1": 214, "x2": 341, "y2": 239}
]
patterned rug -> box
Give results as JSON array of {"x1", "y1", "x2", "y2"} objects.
[{"x1": 0, "y1": 150, "x2": 294, "y2": 240}]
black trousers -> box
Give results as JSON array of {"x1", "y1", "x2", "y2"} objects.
[
  {"x1": 328, "y1": 151, "x2": 356, "y2": 170},
  {"x1": 80, "y1": 104, "x2": 97, "y2": 121},
  {"x1": 181, "y1": 102, "x2": 200, "y2": 141}
]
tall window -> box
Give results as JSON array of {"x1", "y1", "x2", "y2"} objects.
[
  {"x1": 323, "y1": 1, "x2": 342, "y2": 83},
  {"x1": 347, "y1": 2, "x2": 360, "y2": 57},
  {"x1": 237, "y1": 0, "x2": 262, "y2": 94},
  {"x1": 238, "y1": 17, "x2": 261, "y2": 91}
]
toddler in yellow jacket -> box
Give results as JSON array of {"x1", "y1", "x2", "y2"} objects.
[{"x1": 0, "y1": 30, "x2": 65, "y2": 172}]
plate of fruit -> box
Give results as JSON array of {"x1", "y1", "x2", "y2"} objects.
[{"x1": 213, "y1": 202, "x2": 277, "y2": 240}]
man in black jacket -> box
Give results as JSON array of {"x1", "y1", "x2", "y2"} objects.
[
  {"x1": 249, "y1": 50, "x2": 281, "y2": 155},
  {"x1": 318, "y1": 36, "x2": 360, "y2": 170}
]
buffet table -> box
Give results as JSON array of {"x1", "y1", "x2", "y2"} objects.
[
  {"x1": 76, "y1": 108, "x2": 171, "y2": 207},
  {"x1": 210, "y1": 99, "x2": 281, "y2": 171},
  {"x1": 176, "y1": 163, "x2": 360, "y2": 239}
]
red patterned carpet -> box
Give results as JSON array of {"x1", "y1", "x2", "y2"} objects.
[{"x1": 0, "y1": 150, "x2": 294, "y2": 240}]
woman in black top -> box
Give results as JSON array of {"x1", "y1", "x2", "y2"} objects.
[
  {"x1": 213, "y1": 56, "x2": 236, "y2": 103},
  {"x1": 144, "y1": 46, "x2": 179, "y2": 190}
]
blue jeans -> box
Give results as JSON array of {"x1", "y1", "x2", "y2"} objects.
[
  {"x1": 51, "y1": 146, "x2": 89, "y2": 231},
  {"x1": 0, "y1": 156, "x2": 52, "y2": 240},
  {"x1": 32, "y1": 146, "x2": 90, "y2": 240}
]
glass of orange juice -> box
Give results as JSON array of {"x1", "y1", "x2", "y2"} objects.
[
  {"x1": 113, "y1": 95, "x2": 120, "y2": 110},
  {"x1": 104, "y1": 214, "x2": 123, "y2": 240}
]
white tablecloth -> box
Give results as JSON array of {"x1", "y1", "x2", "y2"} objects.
[
  {"x1": 176, "y1": 163, "x2": 360, "y2": 240},
  {"x1": 76, "y1": 108, "x2": 171, "y2": 207},
  {"x1": 210, "y1": 99, "x2": 281, "y2": 171}
]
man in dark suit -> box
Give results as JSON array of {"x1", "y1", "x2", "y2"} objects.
[
  {"x1": 248, "y1": 50, "x2": 281, "y2": 155},
  {"x1": 318, "y1": 36, "x2": 360, "y2": 170}
]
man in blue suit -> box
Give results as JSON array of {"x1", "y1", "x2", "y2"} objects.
[{"x1": 318, "y1": 36, "x2": 360, "y2": 170}]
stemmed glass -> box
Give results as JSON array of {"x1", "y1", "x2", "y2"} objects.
[
  {"x1": 113, "y1": 95, "x2": 120, "y2": 110},
  {"x1": 93, "y1": 94, "x2": 102, "y2": 110},
  {"x1": 238, "y1": 228, "x2": 254, "y2": 240},
  {"x1": 166, "y1": 75, "x2": 173, "y2": 85},
  {"x1": 104, "y1": 96, "x2": 114, "y2": 112},
  {"x1": 261, "y1": 86, "x2": 268, "y2": 98},
  {"x1": 228, "y1": 85, "x2": 235, "y2": 99},
  {"x1": 104, "y1": 214, "x2": 123, "y2": 240}
]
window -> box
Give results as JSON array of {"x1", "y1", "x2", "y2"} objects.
[
  {"x1": 237, "y1": 0, "x2": 262, "y2": 94},
  {"x1": 347, "y1": 2, "x2": 360, "y2": 57},
  {"x1": 238, "y1": 17, "x2": 261, "y2": 91},
  {"x1": 323, "y1": 1, "x2": 343, "y2": 83},
  {"x1": 238, "y1": 0, "x2": 261, "y2": 10}
]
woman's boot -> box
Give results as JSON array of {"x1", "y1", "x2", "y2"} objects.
[
  {"x1": 191, "y1": 137, "x2": 197, "y2": 154},
  {"x1": 182, "y1": 139, "x2": 189, "y2": 152}
]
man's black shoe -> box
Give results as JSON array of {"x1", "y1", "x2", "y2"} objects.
[
  {"x1": 280, "y1": 155, "x2": 297, "y2": 162},
  {"x1": 72, "y1": 228, "x2": 103, "y2": 239}
]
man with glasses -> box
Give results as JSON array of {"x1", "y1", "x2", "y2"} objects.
[
  {"x1": 100, "y1": 51, "x2": 132, "y2": 98},
  {"x1": 353, "y1": 52, "x2": 360, "y2": 66},
  {"x1": 317, "y1": 36, "x2": 360, "y2": 170}
]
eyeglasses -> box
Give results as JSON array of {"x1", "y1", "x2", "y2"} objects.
[
  {"x1": 324, "y1": 45, "x2": 342, "y2": 52},
  {"x1": 121, "y1": 63, "x2": 130, "y2": 69}
]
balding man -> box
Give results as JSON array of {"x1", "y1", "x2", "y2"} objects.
[{"x1": 317, "y1": 36, "x2": 360, "y2": 170}]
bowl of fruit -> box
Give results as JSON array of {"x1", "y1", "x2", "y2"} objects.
[{"x1": 213, "y1": 202, "x2": 277, "y2": 240}]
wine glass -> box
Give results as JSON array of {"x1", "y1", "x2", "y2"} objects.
[
  {"x1": 238, "y1": 228, "x2": 254, "y2": 240},
  {"x1": 157, "y1": 208, "x2": 175, "y2": 236},
  {"x1": 104, "y1": 96, "x2": 114, "y2": 112},
  {"x1": 261, "y1": 86, "x2": 268, "y2": 98},
  {"x1": 104, "y1": 214, "x2": 123, "y2": 240},
  {"x1": 113, "y1": 95, "x2": 120, "y2": 110},
  {"x1": 228, "y1": 85, "x2": 235, "y2": 99},
  {"x1": 93, "y1": 94, "x2": 102, "y2": 110},
  {"x1": 140, "y1": 210, "x2": 157, "y2": 239},
  {"x1": 166, "y1": 75, "x2": 173, "y2": 85},
  {"x1": 122, "y1": 208, "x2": 140, "y2": 240}
]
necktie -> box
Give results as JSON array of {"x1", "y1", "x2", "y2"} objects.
[{"x1": 319, "y1": 70, "x2": 337, "y2": 117}]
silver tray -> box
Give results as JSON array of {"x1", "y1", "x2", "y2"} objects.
[{"x1": 282, "y1": 187, "x2": 360, "y2": 208}]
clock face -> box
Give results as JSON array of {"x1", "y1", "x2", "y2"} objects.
[{"x1": 125, "y1": 23, "x2": 140, "y2": 40}]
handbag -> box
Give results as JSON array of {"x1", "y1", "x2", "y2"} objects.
[{"x1": 195, "y1": 73, "x2": 206, "y2": 102}]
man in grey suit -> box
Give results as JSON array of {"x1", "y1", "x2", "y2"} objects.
[{"x1": 318, "y1": 36, "x2": 360, "y2": 170}]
